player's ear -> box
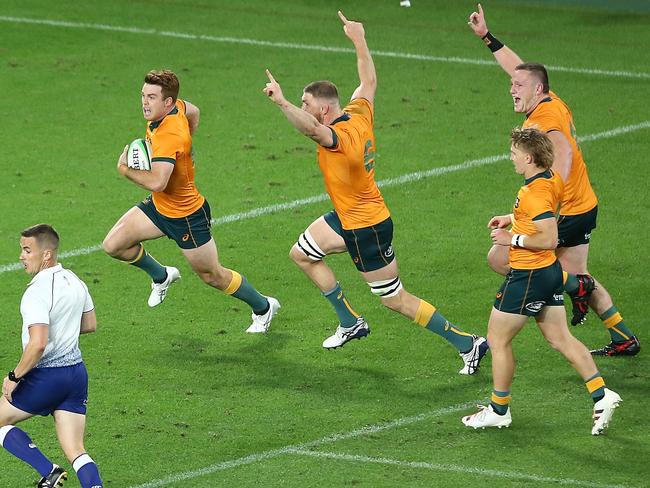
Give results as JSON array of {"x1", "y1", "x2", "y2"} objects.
[{"x1": 43, "y1": 248, "x2": 53, "y2": 262}]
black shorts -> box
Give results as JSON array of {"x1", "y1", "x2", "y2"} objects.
[
  {"x1": 557, "y1": 205, "x2": 597, "y2": 248},
  {"x1": 137, "y1": 195, "x2": 212, "y2": 249},
  {"x1": 324, "y1": 210, "x2": 396, "y2": 272},
  {"x1": 494, "y1": 260, "x2": 564, "y2": 316}
]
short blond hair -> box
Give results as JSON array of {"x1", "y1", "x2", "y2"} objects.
[
  {"x1": 511, "y1": 127, "x2": 555, "y2": 169},
  {"x1": 304, "y1": 80, "x2": 340, "y2": 104}
]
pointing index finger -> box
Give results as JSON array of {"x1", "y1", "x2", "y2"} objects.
[
  {"x1": 338, "y1": 10, "x2": 348, "y2": 24},
  {"x1": 265, "y1": 69, "x2": 276, "y2": 83}
]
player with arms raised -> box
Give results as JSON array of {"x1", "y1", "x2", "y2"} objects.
[
  {"x1": 264, "y1": 12, "x2": 488, "y2": 375},
  {"x1": 467, "y1": 4, "x2": 640, "y2": 356}
]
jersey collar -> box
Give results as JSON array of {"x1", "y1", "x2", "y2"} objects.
[
  {"x1": 330, "y1": 112, "x2": 351, "y2": 125},
  {"x1": 525, "y1": 169, "x2": 553, "y2": 185},
  {"x1": 526, "y1": 95, "x2": 553, "y2": 119},
  {"x1": 28, "y1": 263, "x2": 63, "y2": 286}
]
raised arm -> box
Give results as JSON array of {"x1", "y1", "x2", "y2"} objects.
[
  {"x1": 339, "y1": 11, "x2": 377, "y2": 104},
  {"x1": 468, "y1": 3, "x2": 524, "y2": 77},
  {"x1": 263, "y1": 69, "x2": 334, "y2": 147}
]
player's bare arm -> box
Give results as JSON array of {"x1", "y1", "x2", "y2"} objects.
[
  {"x1": 2, "y1": 324, "x2": 48, "y2": 401},
  {"x1": 339, "y1": 11, "x2": 377, "y2": 104},
  {"x1": 80, "y1": 309, "x2": 97, "y2": 334},
  {"x1": 264, "y1": 69, "x2": 334, "y2": 147},
  {"x1": 547, "y1": 131, "x2": 573, "y2": 182},
  {"x1": 117, "y1": 145, "x2": 174, "y2": 192},
  {"x1": 468, "y1": 3, "x2": 523, "y2": 77},
  {"x1": 185, "y1": 101, "x2": 200, "y2": 135},
  {"x1": 491, "y1": 217, "x2": 558, "y2": 250}
]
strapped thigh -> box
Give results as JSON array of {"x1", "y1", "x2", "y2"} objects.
[
  {"x1": 296, "y1": 229, "x2": 326, "y2": 261},
  {"x1": 368, "y1": 276, "x2": 403, "y2": 298}
]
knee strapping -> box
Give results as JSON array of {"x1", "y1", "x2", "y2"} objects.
[
  {"x1": 368, "y1": 277, "x2": 403, "y2": 298},
  {"x1": 296, "y1": 230, "x2": 326, "y2": 261}
]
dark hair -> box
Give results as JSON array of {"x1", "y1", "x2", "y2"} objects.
[
  {"x1": 21, "y1": 224, "x2": 60, "y2": 251},
  {"x1": 144, "y1": 69, "x2": 180, "y2": 102},
  {"x1": 511, "y1": 127, "x2": 555, "y2": 169},
  {"x1": 304, "y1": 80, "x2": 340, "y2": 103},
  {"x1": 515, "y1": 62, "x2": 550, "y2": 93}
]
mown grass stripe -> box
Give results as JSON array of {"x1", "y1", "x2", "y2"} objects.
[
  {"x1": 1, "y1": 120, "x2": 648, "y2": 276},
  {"x1": 1, "y1": 15, "x2": 650, "y2": 79}
]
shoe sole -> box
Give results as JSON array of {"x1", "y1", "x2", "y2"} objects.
[
  {"x1": 590, "y1": 348, "x2": 641, "y2": 357},
  {"x1": 592, "y1": 397, "x2": 622, "y2": 435},
  {"x1": 324, "y1": 330, "x2": 370, "y2": 350},
  {"x1": 52, "y1": 472, "x2": 68, "y2": 487},
  {"x1": 462, "y1": 420, "x2": 511, "y2": 429}
]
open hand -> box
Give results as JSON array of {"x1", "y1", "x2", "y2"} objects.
[{"x1": 2, "y1": 377, "x2": 17, "y2": 402}]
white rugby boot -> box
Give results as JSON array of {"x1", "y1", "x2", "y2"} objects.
[
  {"x1": 592, "y1": 388, "x2": 622, "y2": 435},
  {"x1": 147, "y1": 266, "x2": 181, "y2": 307},
  {"x1": 322, "y1": 317, "x2": 370, "y2": 349},
  {"x1": 459, "y1": 335, "x2": 489, "y2": 375},
  {"x1": 246, "y1": 296, "x2": 281, "y2": 333},
  {"x1": 462, "y1": 404, "x2": 512, "y2": 429}
]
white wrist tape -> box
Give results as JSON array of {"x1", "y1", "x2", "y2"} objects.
[{"x1": 511, "y1": 234, "x2": 526, "y2": 248}]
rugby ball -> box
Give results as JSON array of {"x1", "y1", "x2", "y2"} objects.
[{"x1": 127, "y1": 138, "x2": 152, "y2": 171}]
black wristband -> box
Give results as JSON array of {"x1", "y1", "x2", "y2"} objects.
[
  {"x1": 482, "y1": 31, "x2": 504, "y2": 53},
  {"x1": 8, "y1": 370, "x2": 22, "y2": 383}
]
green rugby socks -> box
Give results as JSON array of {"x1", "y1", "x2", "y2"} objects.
[
  {"x1": 225, "y1": 270, "x2": 269, "y2": 315},
  {"x1": 128, "y1": 244, "x2": 167, "y2": 283},
  {"x1": 414, "y1": 300, "x2": 474, "y2": 352},
  {"x1": 323, "y1": 282, "x2": 359, "y2": 328}
]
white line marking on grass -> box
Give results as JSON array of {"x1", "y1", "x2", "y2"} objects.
[
  {"x1": 288, "y1": 450, "x2": 634, "y2": 488},
  {"x1": 127, "y1": 402, "x2": 473, "y2": 488},
  {"x1": 2, "y1": 15, "x2": 650, "y2": 80},
  {"x1": 0, "y1": 245, "x2": 103, "y2": 274},
  {"x1": 1, "y1": 120, "x2": 649, "y2": 276}
]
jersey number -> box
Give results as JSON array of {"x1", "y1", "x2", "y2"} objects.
[{"x1": 364, "y1": 140, "x2": 375, "y2": 172}]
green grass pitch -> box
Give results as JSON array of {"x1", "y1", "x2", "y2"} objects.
[{"x1": 1, "y1": 1, "x2": 649, "y2": 486}]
